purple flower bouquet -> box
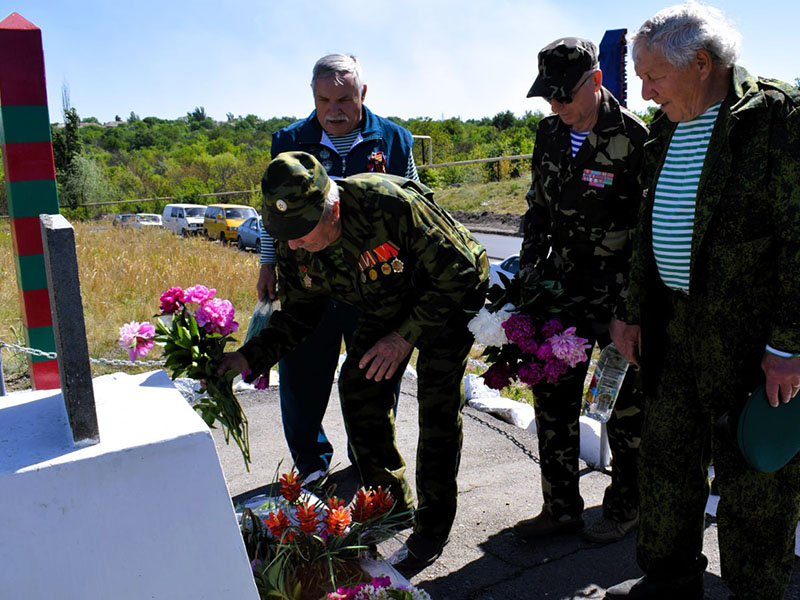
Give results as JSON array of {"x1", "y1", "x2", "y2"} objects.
[{"x1": 468, "y1": 276, "x2": 590, "y2": 390}]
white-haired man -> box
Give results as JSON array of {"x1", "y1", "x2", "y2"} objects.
[{"x1": 606, "y1": 4, "x2": 800, "y2": 599}]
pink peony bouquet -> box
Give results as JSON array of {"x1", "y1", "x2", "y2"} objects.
[
  {"x1": 118, "y1": 284, "x2": 251, "y2": 467},
  {"x1": 468, "y1": 276, "x2": 590, "y2": 390}
]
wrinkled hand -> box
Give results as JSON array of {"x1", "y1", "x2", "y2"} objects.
[
  {"x1": 761, "y1": 353, "x2": 800, "y2": 407},
  {"x1": 257, "y1": 263, "x2": 277, "y2": 301},
  {"x1": 359, "y1": 332, "x2": 413, "y2": 381},
  {"x1": 215, "y1": 351, "x2": 250, "y2": 378},
  {"x1": 610, "y1": 318, "x2": 641, "y2": 367}
]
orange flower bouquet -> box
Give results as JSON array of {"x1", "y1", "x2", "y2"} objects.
[{"x1": 240, "y1": 471, "x2": 410, "y2": 600}]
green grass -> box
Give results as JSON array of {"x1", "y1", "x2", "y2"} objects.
[{"x1": 434, "y1": 174, "x2": 530, "y2": 214}]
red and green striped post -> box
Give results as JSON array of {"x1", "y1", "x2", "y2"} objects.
[{"x1": 0, "y1": 12, "x2": 61, "y2": 390}]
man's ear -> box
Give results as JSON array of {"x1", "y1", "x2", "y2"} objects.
[
  {"x1": 694, "y1": 49, "x2": 714, "y2": 81},
  {"x1": 361, "y1": 84, "x2": 368, "y2": 102}
]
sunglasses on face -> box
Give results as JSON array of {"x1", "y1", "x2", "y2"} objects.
[{"x1": 546, "y1": 70, "x2": 595, "y2": 105}]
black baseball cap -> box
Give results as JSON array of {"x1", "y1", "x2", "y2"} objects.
[{"x1": 527, "y1": 37, "x2": 598, "y2": 100}]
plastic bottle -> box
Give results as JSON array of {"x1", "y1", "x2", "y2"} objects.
[{"x1": 583, "y1": 343, "x2": 629, "y2": 423}]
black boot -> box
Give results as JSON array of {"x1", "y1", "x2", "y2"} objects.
[{"x1": 605, "y1": 555, "x2": 707, "y2": 599}]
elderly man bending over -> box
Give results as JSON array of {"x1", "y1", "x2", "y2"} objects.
[{"x1": 219, "y1": 151, "x2": 488, "y2": 574}]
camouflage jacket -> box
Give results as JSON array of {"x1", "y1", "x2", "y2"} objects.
[
  {"x1": 623, "y1": 66, "x2": 800, "y2": 360},
  {"x1": 239, "y1": 175, "x2": 489, "y2": 374},
  {"x1": 521, "y1": 87, "x2": 648, "y2": 325}
]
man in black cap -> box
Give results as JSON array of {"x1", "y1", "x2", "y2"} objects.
[
  {"x1": 514, "y1": 37, "x2": 648, "y2": 544},
  {"x1": 219, "y1": 151, "x2": 489, "y2": 573}
]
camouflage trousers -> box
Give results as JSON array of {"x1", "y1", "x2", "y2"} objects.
[
  {"x1": 532, "y1": 323, "x2": 643, "y2": 522},
  {"x1": 637, "y1": 293, "x2": 800, "y2": 600},
  {"x1": 338, "y1": 304, "x2": 481, "y2": 542}
]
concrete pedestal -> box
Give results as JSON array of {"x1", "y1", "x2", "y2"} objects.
[{"x1": 0, "y1": 370, "x2": 258, "y2": 599}]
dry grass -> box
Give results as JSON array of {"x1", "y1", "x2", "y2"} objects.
[{"x1": 0, "y1": 221, "x2": 261, "y2": 383}]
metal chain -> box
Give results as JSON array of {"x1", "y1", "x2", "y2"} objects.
[
  {"x1": 0, "y1": 340, "x2": 57, "y2": 359},
  {"x1": 0, "y1": 340, "x2": 165, "y2": 367},
  {"x1": 464, "y1": 410, "x2": 541, "y2": 466}
]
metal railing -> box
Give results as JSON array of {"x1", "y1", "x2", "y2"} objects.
[{"x1": 416, "y1": 153, "x2": 532, "y2": 170}]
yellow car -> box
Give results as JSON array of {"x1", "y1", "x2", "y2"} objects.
[{"x1": 203, "y1": 203, "x2": 258, "y2": 243}]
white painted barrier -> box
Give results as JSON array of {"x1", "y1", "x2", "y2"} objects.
[{"x1": 0, "y1": 370, "x2": 258, "y2": 599}]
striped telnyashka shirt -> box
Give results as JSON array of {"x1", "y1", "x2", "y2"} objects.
[
  {"x1": 652, "y1": 102, "x2": 721, "y2": 293},
  {"x1": 570, "y1": 130, "x2": 589, "y2": 157}
]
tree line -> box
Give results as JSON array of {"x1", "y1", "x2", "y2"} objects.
[{"x1": 0, "y1": 103, "x2": 657, "y2": 220}]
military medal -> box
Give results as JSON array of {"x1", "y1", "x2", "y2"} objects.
[
  {"x1": 391, "y1": 258, "x2": 404, "y2": 272},
  {"x1": 369, "y1": 269, "x2": 378, "y2": 281},
  {"x1": 367, "y1": 151, "x2": 387, "y2": 174},
  {"x1": 300, "y1": 265, "x2": 312, "y2": 288},
  {"x1": 360, "y1": 272, "x2": 366, "y2": 283},
  {"x1": 381, "y1": 262, "x2": 392, "y2": 275}
]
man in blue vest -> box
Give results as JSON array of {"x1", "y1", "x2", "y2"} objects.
[{"x1": 256, "y1": 54, "x2": 418, "y2": 484}]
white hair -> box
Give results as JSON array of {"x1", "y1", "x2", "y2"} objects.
[
  {"x1": 631, "y1": 2, "x2": 741, "y2": 68},
  {"x1": 320, "y1": 182, "x2": 340, "y2": 224},
  {"x1": 311, "y1": 54, "x2": 364, "y2": 94}
]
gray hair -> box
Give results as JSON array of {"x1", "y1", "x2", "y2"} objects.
[
  {"x1": 631, "y1": 2, "x2": 741, "y2": 69},
  {"x1": 320, "y1": 182, "x2": 340, "y2": 224},
  {"x1": 311, "y1": 54, "x2": 364, "y2": 94}
]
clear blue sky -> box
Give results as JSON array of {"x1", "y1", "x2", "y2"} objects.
[{"x1": 9, "y1": 1, "x2": 800, "y2": 124}]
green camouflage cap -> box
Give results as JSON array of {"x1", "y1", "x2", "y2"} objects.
[
  {"x1": 261, "y1": 151, "x2": 331, "y2": 241},
  {"x1": 526, "y1": 37, "x2": 598, "y2": 100}
]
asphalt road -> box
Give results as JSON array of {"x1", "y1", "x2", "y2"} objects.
[
  {"x1": 473, "y1": 232, "x2": 522, "y2": 261},
  {"x1": 213, "y1": 378, "x2": 800, "y2": 600}
]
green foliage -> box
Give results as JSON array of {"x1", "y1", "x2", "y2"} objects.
[
  {"x1": 633, "y1": 106, "x2": 659, "y2": 124},
  {"x1": 1, "y1": 105, "x2": 547, "y2": 217}
]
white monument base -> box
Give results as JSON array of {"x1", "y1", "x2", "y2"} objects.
[{"x1": 0, "y1": 370, "x2": 258, "y2": 600}]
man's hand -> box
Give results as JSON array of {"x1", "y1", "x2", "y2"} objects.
[
  {"x1": 761, "y1": 353, "x2": 800, "y2": 407},
  {"x1": 610, "y1": 318, "x2": 641, "y2": 367},
  {"x1": 257, "y1": 263, "x2": 277, "y2": 301},
  {"x1": 215, "y1": 351, "x2": 250, "y2": 378},
  {"x1": 359, "y1": 332, "x2": 413, "y2": 381}
]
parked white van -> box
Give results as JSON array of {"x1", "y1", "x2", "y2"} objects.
[{"x1": 162, "y1": 203, "x2": 206, "y2": 236}]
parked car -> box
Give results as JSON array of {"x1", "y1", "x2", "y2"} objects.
[
  {"x1": 162, "y1": 203, "x2": 206, "y2": 236},
  {"x1": 489, "y1": 254, "x2": 520, "y2": 288},
  {"x1": 204, "y1": 204, "x2": 258, "y2": 243},
  {"x1": 237, "y1": 216, "x2": 263, "y2": 252},
  {"x1": 133, "y1": 213, "x2": 163, "y2": 228},
  {"x1": 112, "y1": 213, "x2": 136, "y2": 228}
]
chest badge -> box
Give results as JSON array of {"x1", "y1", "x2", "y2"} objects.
[
  {"x1": 367, "y1": 151, "x2": 387, "y2": 174},
  {"x1": 276, "y1": 199, "x2": 288, "y2": 212},
  {"x1": 582, "y1": 169, "x2": 614, "y2": 188},
  {"x1": 300, "y1": 265, "x2": 312, "y2": 288},
  {"x1": 391, "y1": 258, "x2": 404, "y2": 273}
]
